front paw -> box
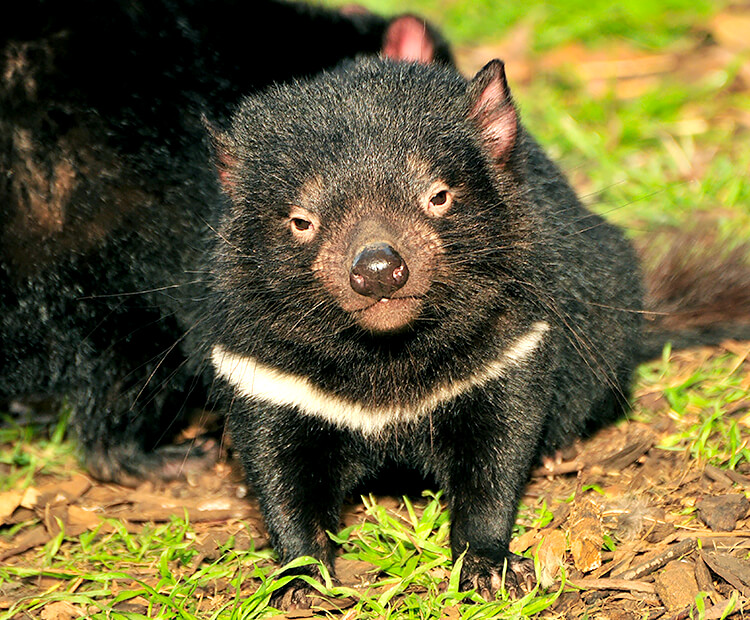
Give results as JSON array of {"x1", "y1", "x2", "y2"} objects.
[
  {"x1": 269, "y1": 578, "x2": 317, "y2": 610},
  {"x1": 268, "y1": 562, "x2": 339, "y2": 611},
  {"x1": 460, "y1": 552, "x2": 536, "y2": 600}
]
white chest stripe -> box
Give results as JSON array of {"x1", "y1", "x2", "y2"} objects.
[{"x1": 211, "y1": 321, "x2": 549, "y2": 434}]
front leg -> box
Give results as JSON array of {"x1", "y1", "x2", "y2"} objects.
[
  {"x1": 433, "y1": 383, "x2": 546, "y2": 600},
  {"x1": 227, "y1": 401, "x2": 350, "y2": 608}
]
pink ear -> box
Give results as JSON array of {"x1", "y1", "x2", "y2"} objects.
[
  {"x1": 382, "y1": 15, "x2": 435, "y2": 64},
  {"x1": 215, "y1": 150, "x2": 236, "y2": 191},
  {"x1": 467, "y1": 60, "x2": 518, "y2": 164},
  {"x1": 203, "y1": 117, "x2": 237, "y2": 193}
]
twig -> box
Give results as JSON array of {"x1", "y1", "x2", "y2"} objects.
[
  {"x1": 567, "y1": 577, "x2": 656, "y2": 594},
  {"x1": 613, "y1": 538, "x2": 697, "y2": 581}
]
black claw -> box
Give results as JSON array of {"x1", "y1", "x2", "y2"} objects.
[
  {"x1": 459, "y1": 553, "x2": 537, "y2": 601},
  {"x1": 269, "y1": 581, "x2": 314, "y2": 610}
]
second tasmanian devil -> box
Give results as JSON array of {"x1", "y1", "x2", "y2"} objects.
[{"x1": 208, "y1": 57, "x2": 642, "y2": 603}]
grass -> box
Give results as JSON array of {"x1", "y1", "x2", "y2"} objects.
[
  {"x1": 3, "y1": 0, "x2": 750, "y2": 617},
  {"x1": 2, "y1": 493, "x2": 564, "y2": 619},
  {"x1": 2, "y1": 516, "x2": 274, "y2": 619},
  {"x1": 518, "y1": 62, "x2": 750, "y2": 238},
  {"x1": 319, "y1": 0, "x2": 723, "y2": 50},
  {"x1": 0, "y1": 406, "x2": 77, "y2": 492}
]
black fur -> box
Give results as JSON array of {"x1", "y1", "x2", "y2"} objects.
[
  {"x1": 209, "y1": 58, "x2": 642, "y2": 601},
  {"x1": 0, "y1": 0, "x2": 449, "y2": 484}
]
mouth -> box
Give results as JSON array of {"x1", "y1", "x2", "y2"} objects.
[{"x1": 353, "y1": 296, "x2": 423, "y2": 333}]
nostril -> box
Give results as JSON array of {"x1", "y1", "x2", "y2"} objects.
[{"x1": 349, "y1": 243, "x2": 409, "y2": 298}]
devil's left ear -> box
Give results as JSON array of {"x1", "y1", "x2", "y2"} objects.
[
  {"x1": 466, "y1": 60, "x2": 518, "y2": 164},
  {"x1": 203, "y1": 115, "x2": 238, "y2": 193}
]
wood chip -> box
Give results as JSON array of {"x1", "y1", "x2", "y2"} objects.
[
  {"x1": 613, "y1": 538, "x2": 697, "y2": 581},
  {"x1": 19, "y1": 487, "x2": 41, "y2": 510},
  {"x1": 703, "y1": 596, "x2": 750, "y2": 620},
  {"x1": 440, "y1": 606, "x2": 461, "y2": 620},
  {"x1": 67, "y1": 505, "x2": 102, "y2": 529},
  {"x1": 43, "y1": 503, "x2": 69, "y2": 536},
  {"x1": 598, "y1": 430, "x2": 655, "y2": 472},
  {"x1": 654, "y1": 560, "x2": 700, "y2": 611},
  {"x1": 111, "y1": 493, "x2": 254, "y2": 523},
  {"x1": 711, "y1": 10, "x2": 750, "y2": 53},
  {"x1": 696, "y1": 495, "x2": 750, "y2": 531},
  {"x1": 704, "y1": 465, "x2": 736, "y2": 488},
  {"x1": 568, "y1": 577, "x2": 656, "y2": 594},
  {"x1": 0, "y1": 491, "x2": 22, "y2": 525},
  {"x1": 0, "y1": 525, "x2": 50, "y2": 561},
  {"x1": 695, "y1": 553, "x2": 723, "y2": 606},
  {"x1": 40, "y1": 601, "x2": 84, "y2": 620},
  {"x1": 701, "y1": 551, "x2": 750, "y2": 597},
  {"x1": 27, "y1": 475, "x2": 92, "y2": 510},
  {"x1": 334, "y1": 558, "x2": 378, "y2": 588},
  {"x1": 723, "y1": 470, "x2": 750, "y2": 487}
]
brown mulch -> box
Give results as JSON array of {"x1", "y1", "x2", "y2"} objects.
[{"x1": 518, "y1": 423, "x2": 750, "y2": 619}]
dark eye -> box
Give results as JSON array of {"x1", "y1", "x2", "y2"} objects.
[
  {"x1": 430, "y1": 190, "x2": 448, "y2": 206},
  {"x1": 291, "y1": 217, "x2": 312, "y2": 231},
  {"x1": 423, "y1": 184, "x2": 453, "y2": 217},
  {"x1": 288, "y1": 206, "x2": 320, "y2": 242}
]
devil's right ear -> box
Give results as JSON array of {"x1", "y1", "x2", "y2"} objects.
[{"x1": 203, "y1": 115, "x2": 238, "y2": 193}]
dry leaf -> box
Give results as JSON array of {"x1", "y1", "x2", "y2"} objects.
[
  {"x1": 0, "y1": 491, "x2": 22, "y2": 525},
  {"x1": 535, "y1": 529, "x2": 567, "y2": 586},
  {"x1": 569, "y1": 497, "x2": 603, "y2": 573},
  {"x1": 509, "y1": 527, "x2": 540, "y2": 554}
]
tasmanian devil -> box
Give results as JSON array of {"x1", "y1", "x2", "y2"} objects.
[
  {"x1": 208, "y1": 57, "x2": 644, "y2": 604},
  {"x1": 0, "y1": 0, "x2": 449, "y2": 484},
  {"x1": 4, "y1": 4, "x2": 748, "y2": 607}
]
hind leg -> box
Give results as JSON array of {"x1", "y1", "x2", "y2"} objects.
[
  {"x1": 72, "y1": 374, "x2": 217, "y2": 486},
  {"x1": 74, "y1": 399, "x2": 216, "y2": 488},
  {"x1": 67, "y1": 318, "x2": 215, "y2": 486}
]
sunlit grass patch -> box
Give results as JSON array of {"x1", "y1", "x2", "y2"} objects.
[
  {"x1": 1, "y1": 494, "x2": 567, "y2": 620},
  {"x1": 1, "y1": 516, "x2": 278, "y2": 620},
  {"x1": 326, "y1": 493, "x2": 564, "y2": 619},
  {"x1": 637, "y1": 344, "x2": 750, "y2": 469},
  {"x1": 0, "y1": 405, "x2": 77, "y2": 492},
  {"x1": 517, "y1": 68, "x2": 750, "y2": 238},
  {"x1": 318, "y1": 0, "x2": 723, "y2": 50}
]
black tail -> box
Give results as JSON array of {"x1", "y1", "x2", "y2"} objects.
[{"x1": 637, "y1": 232, "x2": 750, "y2": 361}]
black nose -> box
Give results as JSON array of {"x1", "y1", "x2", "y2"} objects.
[{"x1": 349, "y1": 242, "x2": 409, "y2": 299}]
